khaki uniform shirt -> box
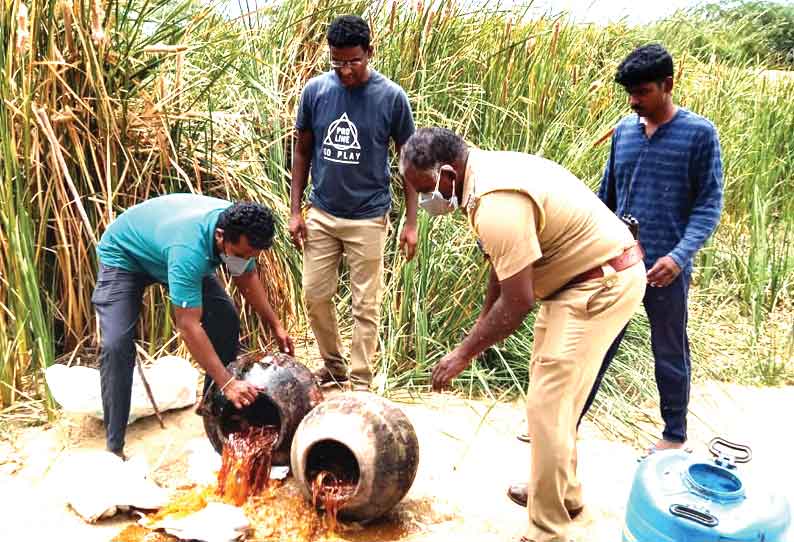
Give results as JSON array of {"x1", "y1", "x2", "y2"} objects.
[{"x1": 462, "y1": 149, "x2": 635, "y2": 299}]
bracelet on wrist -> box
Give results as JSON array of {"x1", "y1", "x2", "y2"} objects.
[{"x1": 220, "y1": 375, "x2": 235, "y2": 393}]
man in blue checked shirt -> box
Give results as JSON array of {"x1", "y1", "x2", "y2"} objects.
[{"x1": 582, "y1": 43, "x2": 724, "y2": 453}]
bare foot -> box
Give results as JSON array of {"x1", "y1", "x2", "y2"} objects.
[{"x1": 653, "y1": 439, "x2": 686, "y2": 451}]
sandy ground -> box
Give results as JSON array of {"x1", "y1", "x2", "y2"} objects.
[{"x1": 1, "y1": 381, "x2": 793, "y2": 542}]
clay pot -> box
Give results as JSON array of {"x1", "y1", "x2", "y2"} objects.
[
  {"x1": 201, "y1": 353, "x2": 323, "y2": 466},
  {"x1": 290, "y1": 391, "x2": 420, "y2": 522}
]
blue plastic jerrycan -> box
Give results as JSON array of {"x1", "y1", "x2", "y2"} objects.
[{"x1": 622, "y1": 438, "x2": 792, "y2": 541}]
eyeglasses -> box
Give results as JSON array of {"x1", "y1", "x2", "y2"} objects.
[{"x1": 329, "y1": 56, "x2": 364, "y2": 69}]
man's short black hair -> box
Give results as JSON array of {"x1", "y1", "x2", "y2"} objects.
[
  {"x1": 217, "y1": 202, "x2": 275, "y2": 250},
  {"x1": 615, "y1": 44, "x2": 674, "y2": 88},
  {"x1": 400, "y1": 127, "x2": 468, "y2": 174},
  {"x1": 327, "y1": 15, "x2": 371, "y2": 50}
]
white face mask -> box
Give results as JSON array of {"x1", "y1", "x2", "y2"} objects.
[
  {"x1": 418, "y1": 170, "x2": 458, "y2": 216},
  {"x1": 220, "y1": 251, "x2": 252, "y2": 277}
]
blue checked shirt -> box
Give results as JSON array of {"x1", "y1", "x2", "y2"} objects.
[{"x1": 599, "y1": 108, "x2": 724, "y2": 273}]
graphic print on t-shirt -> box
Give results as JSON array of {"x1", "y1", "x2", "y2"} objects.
[{"x1": 322, "y1": 112, "x2": 361, "y2": 165}]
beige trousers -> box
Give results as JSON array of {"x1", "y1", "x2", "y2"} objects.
[
  {"x1": 302, "y1": 206, "x2": 388, "y2": 386},
  {"x1": 525, "y1": 262, "x2": 646, "y2": 542}
]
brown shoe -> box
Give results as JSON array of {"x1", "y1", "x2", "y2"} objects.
[
  {"x1": 569, "y1": 506, "x2": 584, "y2": 521},
  {"x1": 507, "y1": 483, "x2": 528, "y2": 507},
  {"x1": 508, "y1": 483, "x2": 584, "y2": 521},
  {"x1": 313, "y1": 367, "x2": 348, "y2": 387}
]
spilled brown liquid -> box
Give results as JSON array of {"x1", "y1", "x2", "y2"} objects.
[
  {"x1": 114, "y1": 425, "x2": 422, "y2": 542},
  {"x1": 216, "y1": 425, "x2": 279, "y2": 505},
  {"x1": 311, "y1": 470, "x2": 356, "y2": 532}
]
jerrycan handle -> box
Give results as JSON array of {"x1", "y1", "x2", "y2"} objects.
[
  {"x1": 669, "y1": 504, "x2": 719, "y2": 527},
  {"x1": 708, "y1": 437, "x2": 752, "y2": 464}
]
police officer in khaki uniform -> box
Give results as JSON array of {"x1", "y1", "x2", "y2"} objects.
[{"x1": 399, "y1": 127, "x2": 646, "y2": 542}]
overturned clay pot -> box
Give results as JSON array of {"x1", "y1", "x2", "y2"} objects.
[
  {"x1": 290, "y1": 391, "x2": 420, "y2": 522},
  {"x1": 201, "y1": 353, "x2": 323, "y2": 466}
]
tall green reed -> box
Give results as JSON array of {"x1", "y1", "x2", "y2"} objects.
[{"x1": 1, "y1": 0, "x2": 791, "y2": 440}]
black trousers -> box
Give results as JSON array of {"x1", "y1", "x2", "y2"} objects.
[
  {"x1": 580, "y1": 270, "x2": 692, "y2": 443},
  {"x1": 91, "y1": 263, "x2": 239, "y2": 452}
]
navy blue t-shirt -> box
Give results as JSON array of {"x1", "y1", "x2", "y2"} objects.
[{"x1": 296, "y1": 69, "x2": 415, "y2": 219}]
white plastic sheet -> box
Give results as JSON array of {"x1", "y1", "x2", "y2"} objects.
[
  {"x1": 141, "y1": 502, "x2": 250, "y2": 542},
  {"x1": 45, "y1": 356, "x2": 199, "y2": 423},
  {"x1": 186, "y1": 438, "x2": 222, "y2": 486},
  {"x1": 57, "y1": 451, "x2": 172, "y2": 522}
]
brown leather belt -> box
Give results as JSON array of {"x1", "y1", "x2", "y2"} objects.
[{"x1": 565, "y1": 242, "x2": 645, "y2": 287}]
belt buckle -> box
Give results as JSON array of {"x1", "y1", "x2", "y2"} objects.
[{"x1": 601, "y1": 264, "x2": 617, "y2": 289}]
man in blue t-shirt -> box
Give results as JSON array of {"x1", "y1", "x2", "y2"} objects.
[
  {"x1": 288, "y1": 15, "x2": 416, "y2": 390},
  {"x1": 93, "y1": 195, "x2": 294, "y2": 459}
]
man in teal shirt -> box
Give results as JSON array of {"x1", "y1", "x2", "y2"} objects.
[{"x1": 94, "y1": 194, "x2": 293, "y2": 458}]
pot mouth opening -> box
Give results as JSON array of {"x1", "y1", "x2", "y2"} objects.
[
  {"x1": 220, "y1": 394, "x2": 282, "y2": 442},
  {"x1": 306, "y1": 439, "x2": 361, "y2": 502}
]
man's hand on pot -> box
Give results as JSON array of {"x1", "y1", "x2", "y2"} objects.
[{"x1": 223, "y1": 379, "x2": 261, "y2": 409}]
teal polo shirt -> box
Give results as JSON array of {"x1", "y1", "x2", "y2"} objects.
[{"x1": 97, "y1": 194, "x2": 252, "y2": 308}]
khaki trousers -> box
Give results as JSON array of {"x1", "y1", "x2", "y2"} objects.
[
  {"x1": 525, "y1": 262, "x2": 646, "y2": 542},
  {"x1": 302, "y1": 206, "x2": 388, "y2": 386}
]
